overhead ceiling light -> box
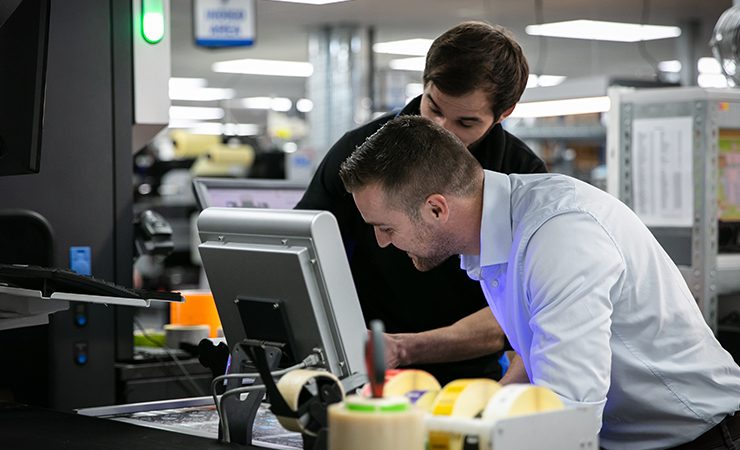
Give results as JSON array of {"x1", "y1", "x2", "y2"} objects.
[
  {"x1": 234, "y1": 97, "x2": 293, "y2": 112},
  {"x1": 526, "y1": 74, "x2": 567, "y2": 88},
  {"x1": 296, "y1": 98, "x2": 314, "y2": 112},
  {"x1": 373, "y1": 38, "x2": 433, "y2": 56},
  {"x1": 212, "y1": 59, "x2": 313, "y2": 77},
  {"x1": 658, "y1": 60, "x2": 682, "y2": 73},
  {"x1": 268, "y1": 0, "x2": 351, "y2": 4},
  {"x1": 525, "y1": 20, "x2": 681, "y2": 42},
  {"x1": 698, "y1": 73, "x2": 730, "y2": 88},
  {"x1": 510, "y1": 96, "x2": 611, "y2": 118},
  {"x1": 169, "y1": 106, "x2": 224, "y2": 121},
  {"x1": 698, "y1": 57, "x2": 722, "y2": 74},
  {"x1": 169, "y1": 77, "x2": 207, "y2": 89},
  {"x1": 389, "y1": 57, "x2": 426, "y2": 71},
  {"x1": 170, "y1": 87, "x2": 235, "y2": 101},
  {"x1": 168, "y1": 120, "x2": 260, "y2": 136}
]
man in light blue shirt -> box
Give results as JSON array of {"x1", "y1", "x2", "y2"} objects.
[{"x1": 339, "y1": 115, "x2": 740, "y2": 449}]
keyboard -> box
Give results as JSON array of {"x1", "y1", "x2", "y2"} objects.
[{"x1": 0, "y1": 264, "x2": 182, "y2": 302}]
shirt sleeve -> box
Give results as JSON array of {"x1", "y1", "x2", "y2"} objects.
[{"x1": 522, "y1": 211, "x2": 625, "y2": 430}]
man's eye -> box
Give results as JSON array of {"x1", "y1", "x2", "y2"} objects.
[{"x1": 459, "y1": 121, "x2": 473, "y2": 128}]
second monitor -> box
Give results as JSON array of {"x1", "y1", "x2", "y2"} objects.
[{"x1": 197, "y1": 207, "x2": 367, "y2": 390}]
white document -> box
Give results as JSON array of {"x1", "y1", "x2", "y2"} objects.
[{"x1": 631, "y1": 116, "x2": 694, "y2": 227}]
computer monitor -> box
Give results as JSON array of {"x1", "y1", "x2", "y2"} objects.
[
  {"x1": 0, "y1": 0, "x2": 50, "y2": 176},
  {"x1": 197, "y1": 207, "x2": 366, "y2": 389},
  {"x1": 192, "y1": 177, "x2": 306, "y2": 210}
]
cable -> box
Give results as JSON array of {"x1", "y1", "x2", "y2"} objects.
[
  {"x1": 638, "y1": 0, "x2": 660, "y2": 80},
  {"x1": 132, "y1": 318, "x2": 206, "y2": 397},
  {"x1": 211, "y1": 352, "x2": 323, "y2": 443}
]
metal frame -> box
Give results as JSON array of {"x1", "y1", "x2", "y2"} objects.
[{"x1": 614, "y1": 87, "x2": 740, "y2": 331}]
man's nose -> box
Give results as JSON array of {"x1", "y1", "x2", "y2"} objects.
[{"x1": 374, "y1": 228, "x2": 391, "y2": 248}]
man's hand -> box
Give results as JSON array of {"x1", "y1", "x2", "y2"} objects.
[
  {"x1": 377, "y1": 307, "x2": 506, "y2": 368},
  {"x1": 382, "y1": 332, "x2": 408, "y2": 369},
  {"x1": 499, "y1": 352, "x2": 529, "y2": 385}
]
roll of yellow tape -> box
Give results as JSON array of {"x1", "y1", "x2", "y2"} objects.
[
  {"x1": 328, "y1": 395, "x2": 425, "y2": 450},
  {"x1": 428, "y1": 379, "x2": 501, "y2": 450},
  {"x1": 275, "y1": 369, "x2": 345, "y2": 436},
  {"x1": 482, "y1": 384, "x2": 564, "y2": 420}
]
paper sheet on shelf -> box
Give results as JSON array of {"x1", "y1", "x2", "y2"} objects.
[{"x1": 631, "y1": 116, "x2": 694, "y2": 227}]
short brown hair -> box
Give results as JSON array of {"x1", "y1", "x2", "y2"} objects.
[
  {"x1": 423, "y1": 22, "x2": 529, "y2": 122},
  {"x1": 339, "y1": 116, "x2": 482, "y2": 219}
]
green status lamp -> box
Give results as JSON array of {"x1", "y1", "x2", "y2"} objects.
[{"x1": 141, "y1": 0, "x2": 165, "y2": 44}]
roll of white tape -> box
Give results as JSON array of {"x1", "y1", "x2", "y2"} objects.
[
  {"x1": 482, "y1": 384, "x2": 564, "y2": 420},
  {"x1": 275, "y1": 369, "x2": 345, "y2": 436},
  {"x1": 328, "y1": 395, "x2": 425, "y2": 450}
]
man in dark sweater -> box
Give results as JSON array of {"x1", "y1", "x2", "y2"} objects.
[{"x1": 296, "y1": 21, "x2": 546, "y2": 385}]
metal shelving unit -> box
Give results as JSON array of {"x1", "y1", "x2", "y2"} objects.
[{"x1": 611, "y1": 87, "x2": 740, "y2": 332}]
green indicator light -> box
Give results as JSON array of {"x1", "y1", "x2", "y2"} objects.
[{"x1": 141, "y1": 0, "x2": 165, "y2": 44}]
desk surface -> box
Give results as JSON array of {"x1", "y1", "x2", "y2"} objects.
[{"x1": 0, "y1": 403, "x2": 256, "y2": 450}]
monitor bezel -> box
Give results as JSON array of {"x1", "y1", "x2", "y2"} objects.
[
  {"x1": 192, "y1": 177, "x2": 307, "y2": 210},
  {"x1": 197, "y1": 207, "x2": 367, "y2": 387}
]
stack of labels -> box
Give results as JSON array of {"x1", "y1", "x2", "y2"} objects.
[
  {"x1": 428, "y1": 379, "x2": 501, "y2": 450},
  {"x1": 328, "y1": 395, "x2": 425, "y2": 450},
  {"x1": 482, "y1": 384, "x2": 564, "y2": 420},
  {"x1": 276, "y1": 369, "x2": 345, "y2": 436},
  {"x1": 360, "y1": 369, "x2": 441, "y2": 411}
]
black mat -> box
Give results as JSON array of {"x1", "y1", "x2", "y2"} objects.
[{"x1": 0, "y1": 403, "x2": 255, "y2": 450}]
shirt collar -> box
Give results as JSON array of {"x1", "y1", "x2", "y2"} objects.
[{"x1": 461, "y1": 170, "x2": 512, "y2": 274}]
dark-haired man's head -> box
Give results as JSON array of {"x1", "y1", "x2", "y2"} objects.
[
  {"x1": 340, "y1": 116, "x2": 482, "y2": 271},
  {"x1": 419, "y1": 22, "x2": 529, "y2": 149}
]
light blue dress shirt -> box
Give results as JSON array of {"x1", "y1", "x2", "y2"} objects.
[{"x1": 461, "y1": 170, "x2": 740, "y2": 450}]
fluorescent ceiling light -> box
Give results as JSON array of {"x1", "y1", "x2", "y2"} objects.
[
  {"x1": 169, "y1": 87, "x2": 235, "y2": 101},
  {"x1": 169, "y1": 77, "x2": 207, "y2": 89},
  {"x1": 389, "y1": 57, "x2": 425, "y2": 71},
  {"x1": 526, "y1": 74, "x2": 567, "y2": 88},
  {"x1": 373, "y1": 38, "x2": 433, "y2": 56},
  {"x1": 698, "y1": 57, "x2": 721, "y2": 74},
  {"x1": 212, "y1": 59, "x2": 313, "y2": 77},
  {"x1": 268, "y1": 0, "x2": 351, "y2": 4},
  {"x1": 658, "y1": 60, "x2": 682, "y2": 73},
  {"x1": 510, "y1": 96, "x2": 611, "y2": 118},
  {"x1": 525, "y1": 20, "x2": 681, "y2": 42},
  {"x1": 168, "y1": 121, "x2": 260, "y2": 136},
  {"x1": 235, "y1": 97, "x2": 293, "y2": 112},
  {"x1": 169, "y1": 106, "x2": 224, "y2": 121},
  {"x1": 698, "y1": 73, "x2": 729, "y2": 88},
  {"x1": 296, "y1": 98, "x2": 314, "y2": 112}
]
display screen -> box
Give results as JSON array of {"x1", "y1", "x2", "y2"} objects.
[
  {"x1": 205, "y1": 187, "x2": 304, "y2": 209},
  {"x1": 0, "y1": 0, "x2": 50, "y2": 176}
]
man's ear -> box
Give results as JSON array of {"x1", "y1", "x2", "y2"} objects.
[
  {"x1": 496, "y1": 104, "x2": 517, "y2": 124},
  {"x1": 424, "y1": 194, "x2": 449, "y2": 223}
]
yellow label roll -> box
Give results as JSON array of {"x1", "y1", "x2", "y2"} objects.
[
  {"x1": 275, "y1": 369, "x2": 345, "y2": 436},
  {"x1": 482, "y1": 384, "x2": 564, "y2": 420},
  {"x1": 428, "y1": 379, "x2": 501, "y2": 450},
  {"x1": 328, "y1": 395, "x2": 425, "y2": 450}
]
